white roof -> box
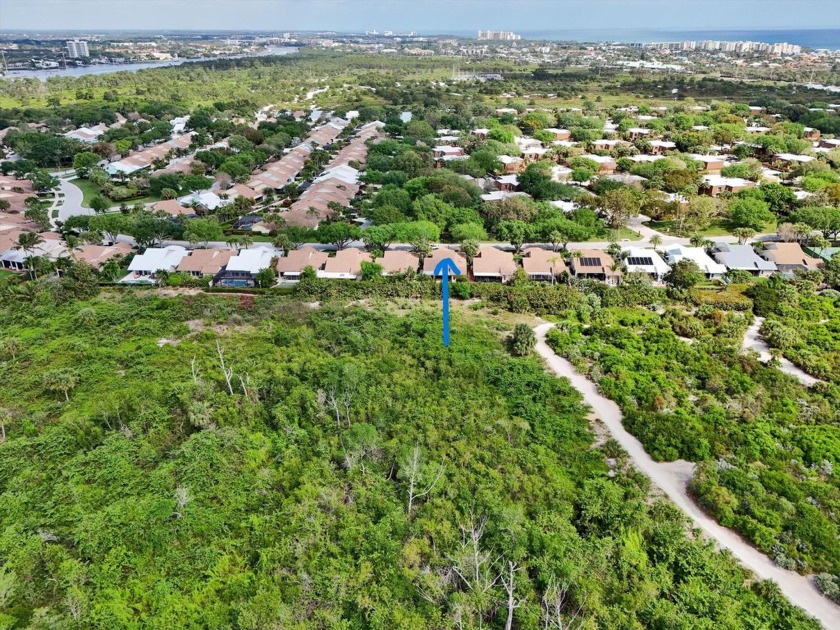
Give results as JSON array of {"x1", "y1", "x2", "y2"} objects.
[
  {"x1": 622, "y1": 247, "x2": 670, "y2": 274},
  {"x1": 689, "y1": 154, "x2": 726, "y2": 163},
  {"x1": 774, "y1": 153, "x2": 814, "y2": 162},
  {"x1": 664, "y1": 245, "x2": 726, "y2": 275},
  {"x1": 630, "y1": 154, "x2": 665, "y2": 162},
  {"x1": 703, "y1": 175, "x2": 751, "y2": 187},
  {"x1": 225, "y1": 247, "x2": 277, "y2": 274},
  {"x1": 179, "y1": 191, "x2": 226, "y2": 211},
  {"x1": 582, "y1": 154, "x2": 615, "y2": 164},
  {"x1": 497, "y1": 175, "x2": 519, "y2": 185},
  {"x1": 498, "y1": 155, "x2": 522, "y2": 164},
  {"x1": 316, "y1": 164, "x2": 360, "y2": 185},
  {"x1": 549, "y1": 200, "x2": 576, "y2": 212},
  {"x1": 127, "y1": 246, "x2": 188, "y2": 273},
  {"x1": 649, "y1": 140, "x2": 676, "y2": 148},
  {"x1": 434, "y1": 145, "x2": 464, "y2": 154}
]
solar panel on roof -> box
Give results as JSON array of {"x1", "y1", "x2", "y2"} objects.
[
  {"x1": 627, "y1": 256, "x2": 654, "y2": 266},
  {"x1": 579, "y1": 257, "x2": 601, "y2": 267}
]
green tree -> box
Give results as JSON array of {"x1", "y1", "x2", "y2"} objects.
[
  {"x1": 90, "y1": 196, "x2": 111, "y2": 213},
  {"x1": 729, "y1": 198, "x2": 775, "y2": 231},
  {"x1": 254, "y1": 266, "x2": 276, "y2": 288},
  {"x1": 665, "y1": 259, "x2": 704, "y2": 289},
  {"x1": 184, "y1": 218, "x2": 224, "y2": 247},
  {"x1": 508, "y1": 324, "x2": 536, "y2": 356},
  {"x1": 317, "y1": 222, "x2": 362, "y2": 250},
  {"x1": 72, "y1": 151, "x2": 101, "y2": 178}
]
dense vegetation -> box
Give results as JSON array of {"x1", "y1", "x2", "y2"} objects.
[
  {"x1": 545, "y1": 283, "x2": 840, "y2": 578},
  {"x1": 0, "y1": 287, "x2": 822, "y2": 629}
]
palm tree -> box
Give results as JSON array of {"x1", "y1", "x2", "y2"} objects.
[
  {"x1": 238, "y1": 236, "x2": 254, "y2": 250},
  {"x1": 42, "y1": 368, "x2": 79, "y2": 402},
  {"x1": 732, "y1": 227, "x2": 755, "y2": 245},
  {"x1": 16, "y1": 231, "x2": 44, "y2": 279},
  {"x1": 650, "y1": 234, "x2": 663, "y2": 252}
]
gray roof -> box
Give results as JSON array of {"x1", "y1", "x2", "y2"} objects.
[{"x1": 712, "y1": 243, "x2": 777, "y2": 271}]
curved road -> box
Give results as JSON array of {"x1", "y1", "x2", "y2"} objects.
[
  {"x1": 742, "y1": 316, "x2": 823, "y2": 387},
  {"x1": 534, "y1": 323, "x2": 840, "y2": 630}
]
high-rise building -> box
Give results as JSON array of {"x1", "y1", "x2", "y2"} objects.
[
  {"x1": 477, "y1": 31, "x2": 521, "y2": 41},
  {"x1": 67, "y1": 40, "x2": 90, "y2": 58}
]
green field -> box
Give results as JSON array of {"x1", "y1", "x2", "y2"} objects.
[
  {"x1": 646, "y1": 217, "x2": 778, "y2": 238},
  {"x1": 70, "y1": 177, "x2": 160, "y2": 209}
]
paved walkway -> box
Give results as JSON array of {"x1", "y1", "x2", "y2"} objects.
[
  {"x1": 742, "y1": 316, "x2": 823, "y2": 387},
  {"x1": 48, "y1": 175, "x2": 91, "y2": 228},
  {"x1": 533, "y1": 323, "x2": 840, "y2": 630}
]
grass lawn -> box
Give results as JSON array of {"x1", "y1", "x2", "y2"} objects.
[
  {"x1": 647, "y1": 217, "x2": 777, "y2": 238},
  {"x1": 0, "y1": 269, "x2": 16, "y2": 280},
  {"x1": 590, "y1": 225, "x2": 643, "y2": 242},
  {"x1": 71, "y1": 177, "x2": 160, "y2": 209}
]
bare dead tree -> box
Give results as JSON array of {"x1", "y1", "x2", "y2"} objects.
[
  {"x1": 216, "y1": 341, "x2": 234, "y2": 395},
  {"x1": 401, "y1": 446, "x2": 445, "y2": 515},
  {"x1": 450, "y1": 511, "x2": 502, "y2": 596},
  {"x1": 173, "y1": 485, "x2": 191, "y2": 519},
  {"x1": 541, "y1": 578, "x2": 586, "y2": 630},
  {"x1": 501, "y1": 560, "x2": 523, "y2": 630},
  {"x1": 190, "y1": 355, "x2": 200, "y2": 385}
]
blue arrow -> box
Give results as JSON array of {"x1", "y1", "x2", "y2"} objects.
[{"x1": 433, "y1": 257, "x2": 461, "y2": 347}]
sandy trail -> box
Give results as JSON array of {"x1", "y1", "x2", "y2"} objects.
[{"x1": 533, "y1": 323, "x2": 840, "y2": 629}]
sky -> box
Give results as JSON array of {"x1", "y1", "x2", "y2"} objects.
[{"x1": 2, "y1": 0, "x2": 838, "y2": 33}]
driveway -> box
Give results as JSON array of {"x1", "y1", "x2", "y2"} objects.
[
  {"x1": 533, "y1": 323, "x2": 840, "y2": 629},
  {"x1": 53, "y1": 176, "x2": 93, "y2": 225}
]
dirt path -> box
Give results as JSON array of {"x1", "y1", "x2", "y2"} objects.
[
  {"x1": 741, "y1": 316, "x2": 823, "y2": 387},
  {"x1": 533, "y1": 323, "x2": 840, "y2": 629}
]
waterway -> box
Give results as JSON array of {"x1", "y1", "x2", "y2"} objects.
[{"x1": 1, "y1": 46, "x2": 298, "y2": 81}]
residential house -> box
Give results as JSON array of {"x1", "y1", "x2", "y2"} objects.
[
  {"x1": 496, "y1": 175, "x2": 520, "y2": 192},
  {"x1": 592, "y1": 139, "x2": 622, "y2": 152},
  {"x1": 521, "y1": 247, "x2": 568, "y2": 281},
  {"x1": 318, "y1": 248, "x2": 372, "y2": 280},
  {"x1": 64, "y1": 123, "x2": 108, "y2": 143},
  {"x1": 688, "y1": 155, "x2": 725, "y2": 173},
  {"x1": 626, "y1": 127, "x2": 652, "y2": 140},
  {"x1": 472, "y1": 128, "x2": 490, "y2": 140},
  {"x1": 759, "y1": 242, "x2": 823, "y2": 273},
  {"x1": 700, "y1": 175, "x2": 755, "y2": 196},
  {"x1": 374, "y1": 250, "x2": 419, "y2": 275},
  {"x1": 648, "y1": 140, "x2": 676, "y2": 155},
  {"x1": 772, "y1": 153, "x2": 815, "y2": 171},
  {"x1": 125, "y1": 246, "x2": 188, "y2": 280},
  {"x1": 176, "y1": 248, "x2": 233, "y2": 278},
  {"x1": 275, "y1": 246, "x2": 329, "y2": 280},
  {"x1": 803, "y1": 127, "x2": 821, "y2": 140},
  {"x1": 622, "y1": 246, "x2": 670, "y2": 281},
  {"x1": 818, "y1": 138, "x2": 840, "y2": 150},
  {"x1": 711, "y1": 243, "x2": 777, "y2": 276},
  {"x1": 569, "y1": 249, "x2": 622, "y2": 284},
  {"x1": 544, "y1": 128, "x2": 571, "y2": 141},
  {"x1": 422, "y1": 247, "x2": 467, "y2": 277},
  {"x1": 71, "y1": 242, "x2": 133, "y2": 270},
  {"x1": 472, "y1": 246, "x2": 517, "y2": 282},
  {"x1": 497, "y1": 155, "x2": 525, "y2": 174},
  {"x1": 214, "y1": 246, "x2": 277, "y2": 287},
  {"x1": 580, "y1": 155, "x2": 616, "y2": 174},
  {"x1": 149, "y1": 199, "x2": 195, "y2": 217},
  {"x1": 1, "y1": 232, "x2": 67, "y2": 271},
  {"x1": 433, "y1": 145, "x2": 466, "y2": 159},
  {"x1": 178, "y1": 190, "x2": 227, "y2": 213},
  {"x1": 663, "y1": 245, "x2": 726, "y2": 279}
]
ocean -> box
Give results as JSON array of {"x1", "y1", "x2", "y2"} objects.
[{"x1": 442, "y1": 28, "x2": 840, "y2": 50}]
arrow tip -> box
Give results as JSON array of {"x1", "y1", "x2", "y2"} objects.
[{"x1": 433, "y1": 256, "x2": 461, "y2": 277}]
